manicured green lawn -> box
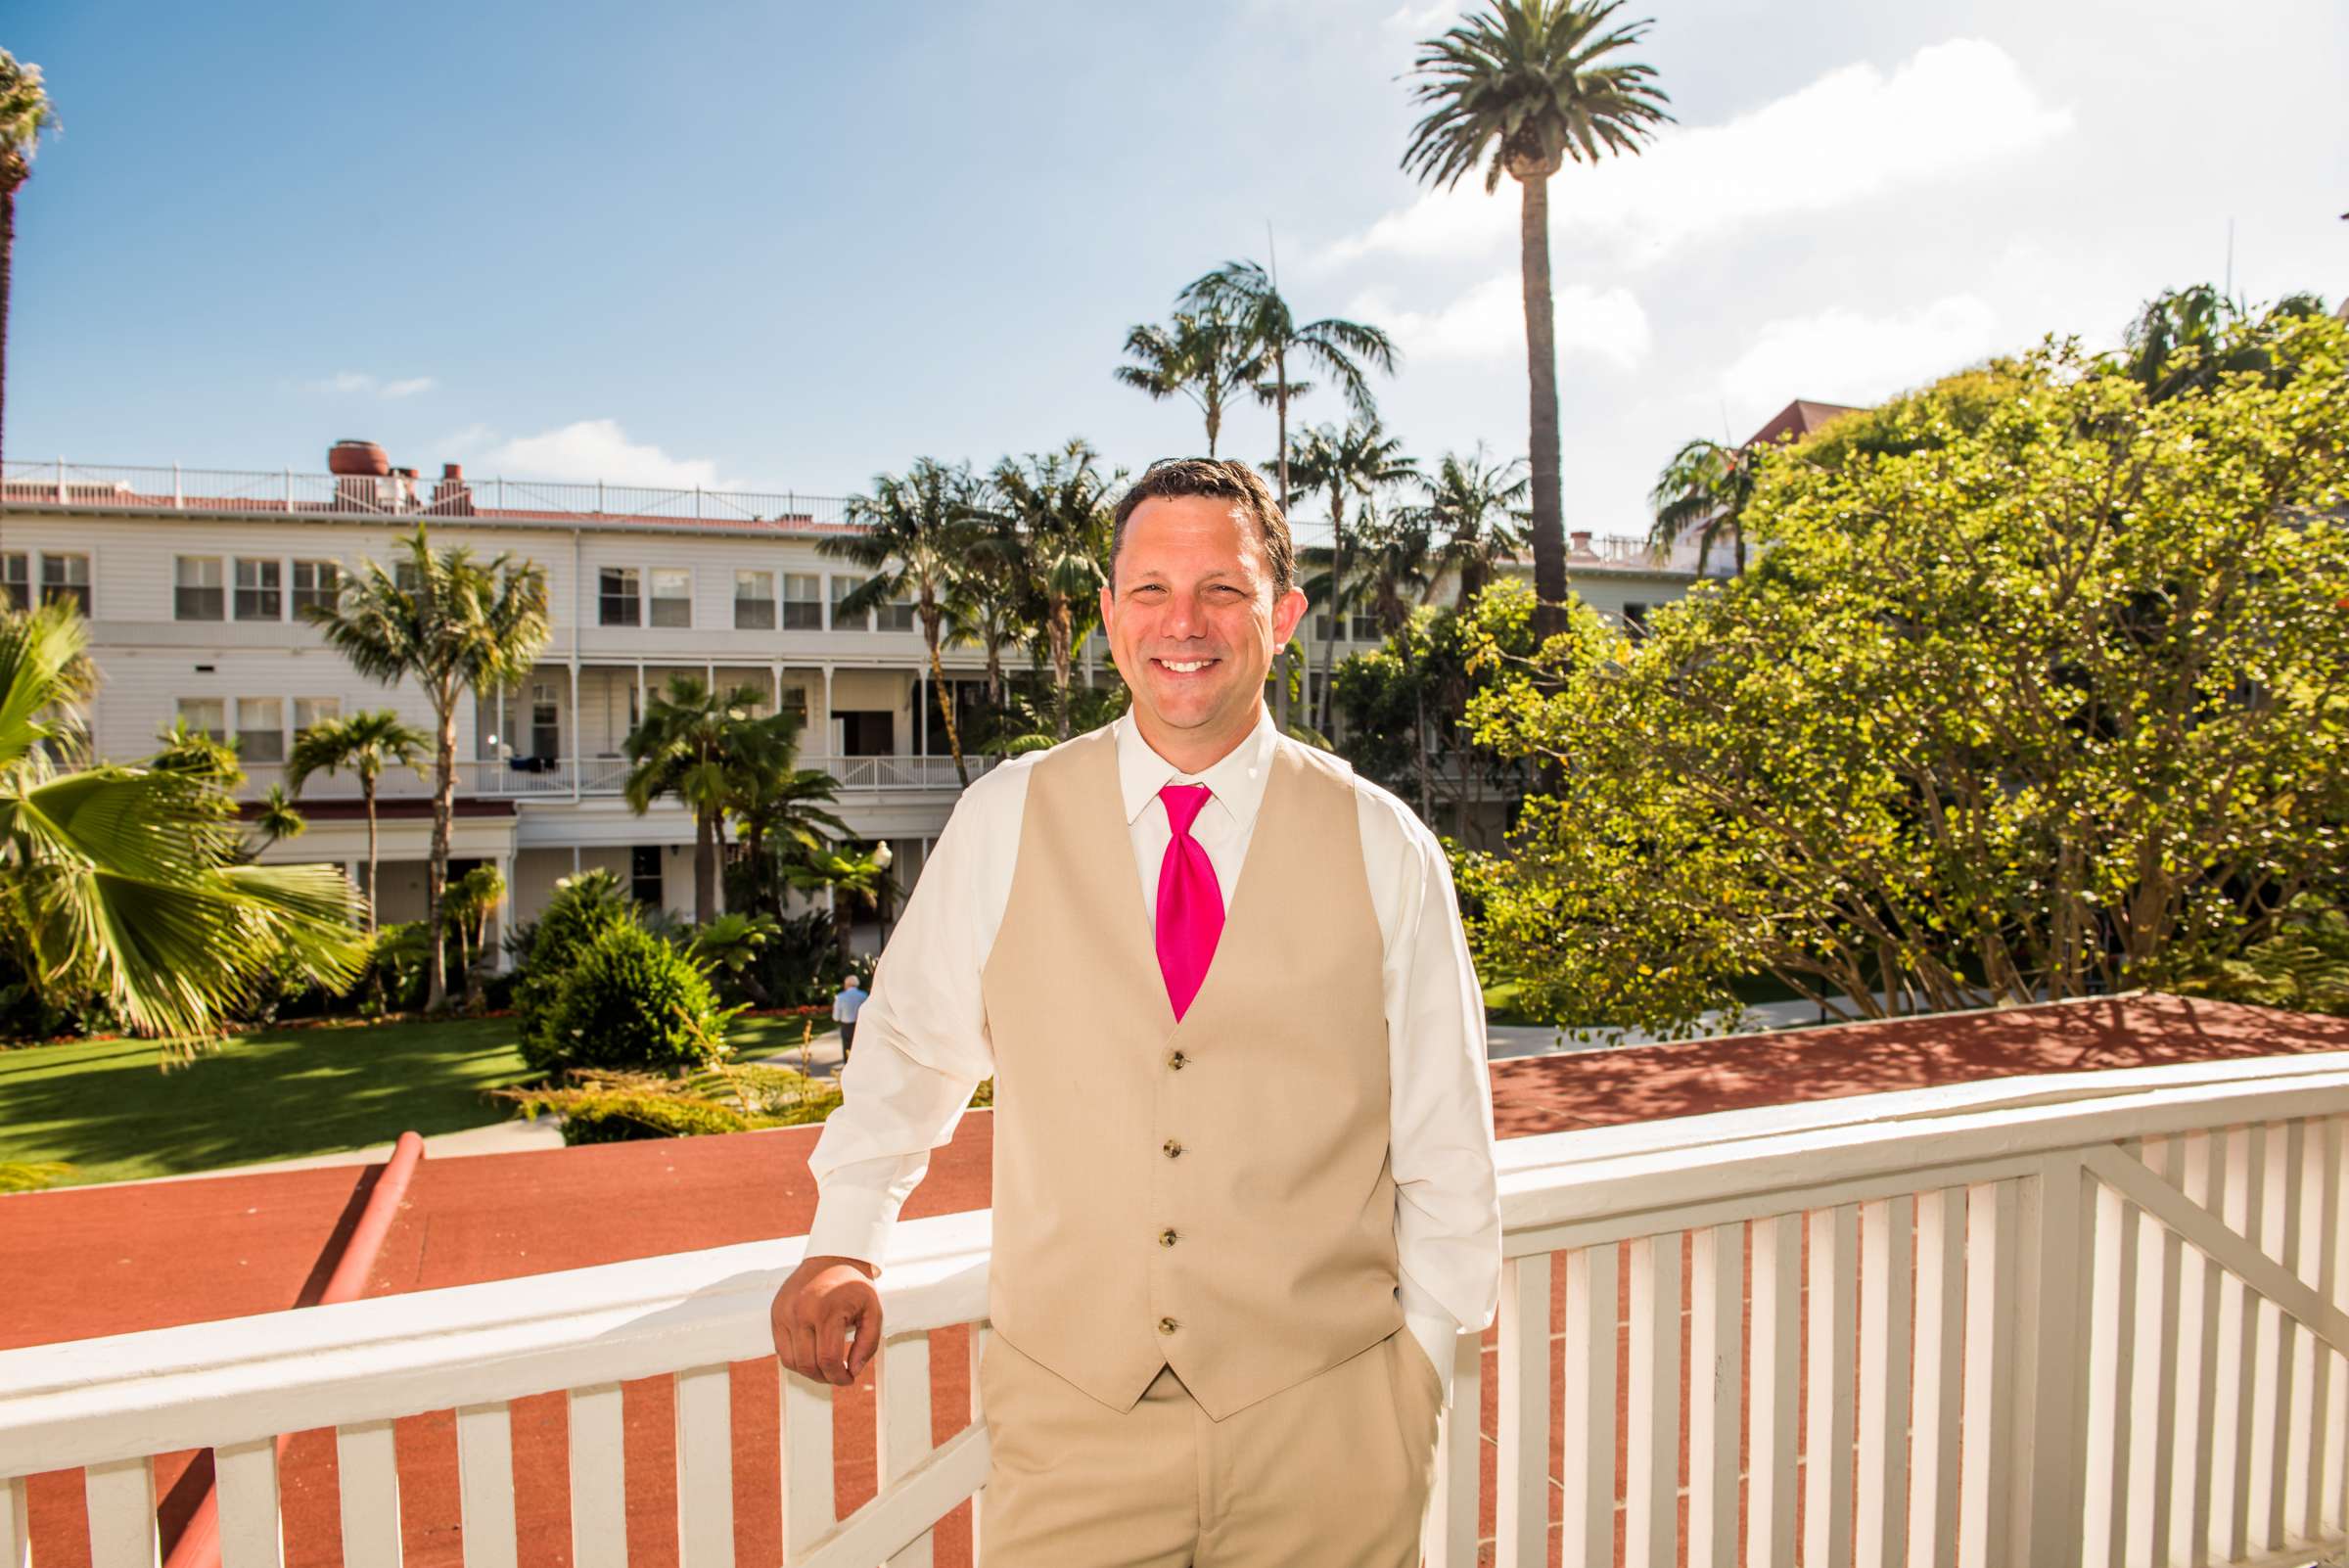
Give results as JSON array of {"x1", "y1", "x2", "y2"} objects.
[{"x1": 0, "y1": 1013, "x2": 835, "y2": 1189}]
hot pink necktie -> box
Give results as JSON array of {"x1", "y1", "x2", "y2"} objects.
[{"x1": 1155, "y1": 783, "x2": 1224, "y2": 1021}]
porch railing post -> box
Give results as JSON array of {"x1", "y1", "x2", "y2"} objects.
[{"x1": 2007, "y1": 1150, "x2": 2097, "y2": 1567}]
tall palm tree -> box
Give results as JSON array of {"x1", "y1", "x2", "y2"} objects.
[
  {"x1": 956, "y1": 480, "x2": 1034, "y2": 713},
  {"x1": 989, "y1": 440, "x2": 1115, "y2": 740},
  {"x1": 0, "y1": 604, "x2": 364, "y2": 1040},
  {"x1": 1404, "y1": 0, "x2": 1671, "y2": 637},
  {"x1": 1414, "y1": 445, "x2": 1530, "y2": 607},
  {"x1": 623, "y1": 674, "x2": 767, "y2": 924},
  {"x1": 722, "y1": 712, "x2": 852, "y2": 923},
  {"x1": 1278, "y1": 420, "x2": 1416, "y2": 732},
  {"x1": 823, "y1": 458, "x2": 987, "y2": 784},
  {"x1": 305, "y1": 527, "x2": 550, "y2": 1009},
  {"x1": 254, "y1": 785, "x2": 307, "y2": 846},
  {"x1": 0, "y1": 51, "x2": 58, "y2": 478},
  {"x1": 1648, "y1": 437, "x2": 1755, "y2": 576},
  {"x1": 1352, "y1": 501, "x2": 1441, "y2": 639},
  {"x1": 287, "y1": 709, "x2": 430, "y2": 934},
  {"x1": 1114, "y1": 308, "x2": 1268, "y2": 457}
]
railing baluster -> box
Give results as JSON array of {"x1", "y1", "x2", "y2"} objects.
[
  {"x1": 2262, "y1": 1121, "x2": 2303, "y2": 1553},
  {"x1": 781, "y1": 1367, "x2": 836, "y2": 1562},
  {"x1": 2310, "y1": 1116, "x2": 2344, "y2": 1545},
  {"x1": 1627, "y1": 1230, "x2": 1682, "y2": 1568},
  {"x1": 2331, "y1": 1115, "x2": 2349, "y2": 1543},
  {"x1": 1958, "y1": 1180, "x2": 2018, "y2": 1568},
  {"x1": 1910, "y1": 1186, "x2": 1965, "y2": 1568},
  {"x1": 2142, "y1": 1138, "x2": 2186, "y2": 1566},
  {"x1": 337, "y1": 1419, "x2": 404, "y2": 1568},
  {"x1": 877, "y1": 1333, "x2": 936, "y2": 1568},
  {"x1": 1857, "y1": 1195, "x2": 1912, "y2": 1568},
  {"x1": 969, "y1": 1324, "x2": 990, "y2": 1564},
  {"x1": 568, "y1": 1384, "x2": 627, "y2": 1568},
  {"x1": 83, "y1": 1457, "x2": 157, "y2": 1568},
  {"x1": 1562, "y1": 1242, "x2": 1619, "y2": 1568},
  {"x1": 454, "y1": 1404, "x2": 518, "y2": 1568},
  {"x1": 2222, "y1": 1125, "x2": 2265, "y2": 1560},
  {"x1": 2086, "y1": 1154, "x2": 2140, "y2": 1568},
  {"x1": 1497, "y1": 1251, "x2": 1553, "y2": 1568},
  {"x1": 1, "y1": 1476, "x2": 26, "y2": 1568},
  {"x1": 214, "y1": 1438, "x2": 283, "y2": 1568},
  {"x1": 1687, "y1": 1222, "x2": 1743, "y2": 1568},
  {"x1": 1806, "y1": 1204, "x2": 1859, "y2": 1568},
  {"x1": 675, "y1": 1365, "x2": 734, "y2": 1568},
  {"x1": 2181, "y1": 1131, "x2": 2224, "y2": 1568},
  {"x1": 1749, "y1": 1213, "x2": 1802, "y2": 1568},
  {"x1": 1423, "y1": 1327, "x2": 1482, "y2": 1568}
]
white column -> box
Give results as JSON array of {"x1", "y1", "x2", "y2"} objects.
[
  {"x1": 568, "y1": 660, "x2": 581, "y2": 800},
  {"x1": 492, "y1": 853, "x2": 517, "y2": 972},
  {"x1": 919, "y1": 669, "x2": 929, "y2": 759}
]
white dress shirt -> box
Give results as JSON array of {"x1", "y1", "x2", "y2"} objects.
[{"x1": 806, "y1": 706, "x2": 1501, "y2": 1397}]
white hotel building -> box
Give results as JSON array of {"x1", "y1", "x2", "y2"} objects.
[{"x1": 0, "y1": 444, "x2": 1705, "y2": 954}]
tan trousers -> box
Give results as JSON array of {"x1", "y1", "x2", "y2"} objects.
[{"x1": 976, "y1": 1327, "x2": 1446, "y2": 1566}]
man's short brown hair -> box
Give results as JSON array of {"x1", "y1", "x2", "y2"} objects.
[{"x1": 1110, "y1": 457, "x2": 1296, "y2": 598}]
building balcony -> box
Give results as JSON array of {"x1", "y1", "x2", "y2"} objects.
[
  {"x1": 234, "y1": 753, "x2": 1002, "y2": 807},
  {"x1": 3, "y1": 998, "x2": 2346, "y2": 1567}
]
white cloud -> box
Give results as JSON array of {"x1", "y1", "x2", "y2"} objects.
[
  {"x1": 309, "y1": 370, "x2": 438, "y2": 398},
  {"x1": 1323, "y1": 37, "x2": 2073, "y2": 267},
  {"x1": 484, "y1": 419, "x2": 730, "y2": 488},
  {"x1": 1716, "y1": 294, "x2": 2005, "y2": 417},
  {"x1": 1382, "y1": 2, "x2": 1453, "y2": 30},
  {"x1": 1360, "y1": 274, "x2": 1651, "y2": 369}
]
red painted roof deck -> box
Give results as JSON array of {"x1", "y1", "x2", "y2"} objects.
[{"x1": 5, "y1": 992, "x2": 2343, "y2": 1566}]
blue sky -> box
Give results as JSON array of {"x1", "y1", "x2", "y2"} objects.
[{"x1": 7, "y1": 0, "x2": 2346, "y2": 530}]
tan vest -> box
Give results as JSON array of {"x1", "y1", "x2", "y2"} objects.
[{"x1": 979, "y1": 722, "x2": 1400, "y2": 1419}]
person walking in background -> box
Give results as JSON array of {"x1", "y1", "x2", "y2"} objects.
[
  {"x1": 770, "y1": 458, "x2": 1500, "y2": 1563},
  {"x1": 832, "y1": 973, "x2": 867, "y2": 1061}
]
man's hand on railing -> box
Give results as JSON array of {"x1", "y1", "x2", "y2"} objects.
[{"x1": 770, "y1": 1254, "x2": 884, "y2": 1385}]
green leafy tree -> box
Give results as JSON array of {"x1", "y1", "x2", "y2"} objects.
[
  {"x1": 1647, "y1": 437, "x2": 1754, "y2": 576},
  {"x1": 690, "y1": 910, "x2": 781, "y2": 1006},
  {"x1": 443, "y1": 861, "x2": 505, "y2": 1011},
  {"x1": 0, "y1": 604, "x2": 365, "y2": 1041},
  {"x1": 2121, "y1": 283, "x2": 2328, "y2": 404},
  {"x1": 1404, "y1": 0, "x2": 1671, "y2": 636},
  {"x1": 1114, "y1": 307, "x2": 1269, "y2": 457},
  {"x1": 514, "y1": 869, "x2": 634, "y2": 1072},
  {"x1": 0, "y1": 50, "x2": 58, "y2": 476},
  {"x1": 623, "y1": 675, "x2": 768, "y2": 924},
  {"x1": 287, "y1": 710, "x2": 430, "y2": 934},
  {"x1": 305, "y1": 527, "x2": 550, "y2": 1009},
  {"x1": 1414, "y1": 445, "x2": 1529, "y2": 607},
  {"x1": 824, "y1": 458, "x2": 987, "y2": 784},
  {"x1": 988, "y1": 440, "x2": 1117, "y2": 739},
  {"x1": 539, "y1": 919, "x2": 736, "y2": 1077},
  {"x1": 1278, "y1": 419, "x2": 1416, "y2": 732},
  {"x1": 1460, "y1": 315, "x2": 2349, "y2": 1033}
]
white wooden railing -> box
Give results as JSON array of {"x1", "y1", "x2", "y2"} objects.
[{"x1": 4, "y1": 1049, "x2": 2347, "y2": 1566}]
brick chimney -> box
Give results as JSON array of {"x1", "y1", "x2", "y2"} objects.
[{"x1": 1570, "y1": 530, "x2": 1593, "y2": 556}]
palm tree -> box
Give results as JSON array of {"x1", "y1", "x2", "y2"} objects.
[
  {"x1": 623, "y1": 674, "x2": 767, "y2": 924},
  {"x1": 989, "y1": 440, "x2": 1115, "y2": 740},
  {"x1": 956, "y1": 482, "x2": 1035, "y2": 714},
  {"x1": 1278, "y1": 420, "x2": 1416, "y2": 732},
  {"x1": 255, "y1": 785, "x2": 306, "y2": 846},
  {"x1": 0, "y1": 51, "x2": 58, "y2": 477},
  {"x1": 1404, "y1": 0, "x2": 1671, "y2": 637},
  {"x1": 305, "y1": 527, "x2": 550, "y2": 1009},
  {"x1": 1353, "y1": 502, "x2": 1441, "y2": 639},
  {"x1": 1114, "y1": 308, "x2": 1267, "y2": 457},
  {"x1": 287, "y1": 710, "x2": 430, "y2": 935},
  {"x1": 1414, "y1": 445, "x2": 1530, "y2": 607},
  {"x1": 443, "y1": 861, "x2": 504, "y2": 1011},
  {"x1": 822, "y1": 458, "x2": 987, "y2": 785},
  {"x1": 0, "y1": 604, "x2": 365, "y2": 1040},
  {"x1": 723, "y1": 714, "x2": 853, "y2": 925},
  {"x1": 1648, "y1": 437, "x2": 1754, "y2": 576}
]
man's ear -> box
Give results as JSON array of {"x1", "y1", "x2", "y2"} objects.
[{"x1": 1270, "y1": 585, "x2": 1309, "y2": 649}]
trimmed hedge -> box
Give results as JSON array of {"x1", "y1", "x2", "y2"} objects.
[{"x1": 538, "y1": 921, "x2": 735, "y2": 1076}]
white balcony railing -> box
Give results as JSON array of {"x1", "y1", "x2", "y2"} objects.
[
  {"x1": 0, "y1": 459, "x2": 853, "y2": 530},
  {"x1": 4, "y1": 1048, "x2": 2346, "y2": 1565},
  {"x1": 234, "y1": 754, "x2": 999, "y2": 807}
]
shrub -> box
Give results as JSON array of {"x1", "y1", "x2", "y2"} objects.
[
  {"x1": 538, "y1": 920, "x2": 735, "y2": 1076},
  {"x1": 515, "y1": 871, "x2": 635, "y2": 1074},
  {"x1": 557, "y1": 1088, "x2": 753, "y2": 1145}
]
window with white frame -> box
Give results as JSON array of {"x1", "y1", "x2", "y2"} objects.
[
  {"x1": 650, "y1": 568, "x2": 692, "y2": 628},
  {"x1": 41, "y1": 553, "x2": 92, "y2": 617},
  {"x1": 291, "y1": 560, "x2": 342, "y2": 617},
  {"x1": 782, "y1": 573, "x2": 821, "y2": 629},
  {"x1": 829, "y1": 575, "x2": 870, "y2": 631},
  {"x1": 293, "y1": 697, "x2": 342, "y2": 739},
  {"x1": 392, "y1": 559, "x2": 422, "y2": 593},
  {"x1": 176, "y1": 697, "x2": 227, "y2": 744},
  {"x1": 879, "y1": 586, "x2": 917, "y2": 633},
  {"x1": 235, "y1": 559, "x2": 283, "y2": 621},
  {"x1": 0, "y1": 552, "x2": 25, "y2": 612},
  {"x1": 237, "y1": 698, "x2": 286, "y2": 763},
  {"x1": 734, "y1": 570, "x2": 776, "y2": 630},
  {"x1": 599, "y1": 567, "x2": 641, "y2": 626},
  {"x1": 175, "y1": 557, "x2": 225, "y2": 621}
]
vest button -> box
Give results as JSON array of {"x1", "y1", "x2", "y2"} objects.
[
  {"x1": 1163, "y1": 1138, "x2": 1183, "y2": 1158},
  {"x1": 1168, "y1": 1050, "x2": 1189, "y2": 1071},
  {"x1": 1158, "y1": 1316, "x2": 1179, "y2": 1335},
  {"x1": 1159, "y1": 1227, "x2": 1179, "y2": 1247}
]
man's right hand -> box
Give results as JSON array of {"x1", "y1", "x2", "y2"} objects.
[{"x1": 770, "y1": 1254, "x2": 884, "y2": 1385}]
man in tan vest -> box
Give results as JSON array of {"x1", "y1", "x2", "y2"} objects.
[{"x1": 771, "y1": 458, "x2": 1501, "y2": 1564}]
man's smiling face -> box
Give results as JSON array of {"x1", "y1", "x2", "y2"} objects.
[{"x1": 1100, "y1": 493, "x2": 1308, "y2": 749}]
